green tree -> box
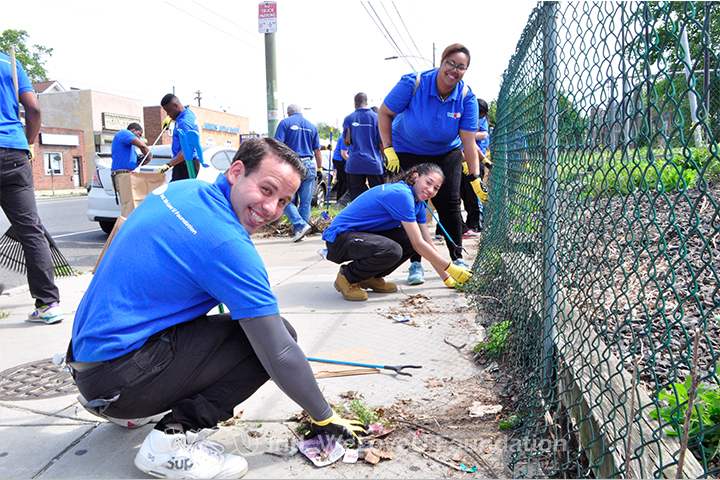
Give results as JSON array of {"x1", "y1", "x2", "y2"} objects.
[
  {"x1": 316, "y1": 122, "x2": 338, "y2": 141},
  {"x1": 0, "y1": 29, "x2": 53, "y2": 82},
  {"x1": 488, "y1": 99, "x2": 497, "y2": 128}
]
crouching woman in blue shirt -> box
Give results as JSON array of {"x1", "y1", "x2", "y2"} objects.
[{"x1": 322, "y1": 163, "x2": 473, "y2": 302}]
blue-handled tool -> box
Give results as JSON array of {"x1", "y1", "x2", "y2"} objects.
[
  {"x1": 307, "y1": 357, "x2": 422, "y2": 377},
  {"x1": 422, "y1": 200, "x2": 468, "y2": 255},
  {"x1": 178, "y1": 130, "x2": 208, "y2": 179}
]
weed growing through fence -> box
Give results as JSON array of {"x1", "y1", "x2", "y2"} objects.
[
  {"x1": 649, "y1": 374, "x2": 720, "y2": 461},
  {"x1": 474, "y1": 321, "x2": 512, "y2": 358}
]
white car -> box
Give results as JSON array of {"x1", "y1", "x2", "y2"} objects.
[{"x1": 87, "y1": 145, "x2": 236, "y2": 233}]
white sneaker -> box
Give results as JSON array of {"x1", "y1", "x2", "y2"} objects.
[
  {"x1": 77, "y1": 394, "x2": 165, "y2": 428},
  {"x1": 27, "y1": 302, "x2": 63, "y2": 324},
  {"x1": 134, "y1": 429, "x2": 248, "y2": 479},
  {"x1": 292, "y1": 224, "x2": 312, "y2": 243}
]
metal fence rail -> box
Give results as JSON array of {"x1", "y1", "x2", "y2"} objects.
[{"x1": 471, "y1": 2, "x2": 720, "y2": 477}]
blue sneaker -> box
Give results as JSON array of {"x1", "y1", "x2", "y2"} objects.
[
  {"x1": 453, "y1": 258, "x2": 470, "y2": 269},
  {"x1": 407, "y1": 261, "x2": 425, "y2": 285}
]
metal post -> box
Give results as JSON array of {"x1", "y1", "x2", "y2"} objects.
[
  {"x1": 264, "y1": 32, "x2": 279, "y2": 137},
  {"x1": 542, "y1": 1, "x2": 559, "y2": 389},
  {"x1": 680, "y1": 25, "x2": 705, "y2": 147}
]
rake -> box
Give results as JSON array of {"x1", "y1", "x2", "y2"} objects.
[{"x1": 0, "y1": 225, "x2": 74, "y2": 277}]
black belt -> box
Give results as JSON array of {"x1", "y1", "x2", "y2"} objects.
[{"x1": 68, "y1": 361, "x2": 102, "y2": 372}]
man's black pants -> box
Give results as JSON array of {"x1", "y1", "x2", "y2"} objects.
[
  {"x1": 0, "y1": 148, "x2": 59, "y2": 307},
  {"x1": 326, "y1": 228, "x2": 416, "y2": 283},
  {"x1": 69, "y1": 314, "x2": 297, "y2": 431}
]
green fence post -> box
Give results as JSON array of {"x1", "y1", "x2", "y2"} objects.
[{"x1": 542, "y1": 1, "x2": 559, "y2": 390}]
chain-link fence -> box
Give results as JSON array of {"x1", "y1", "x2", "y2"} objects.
[{"x1": 470, "y1": 2, "x2": 720, "y2": 477}]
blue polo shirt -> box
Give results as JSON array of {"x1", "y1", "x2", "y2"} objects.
[
  {"x1": 342, "y1": 108, "x2": 383, "y2": 175},
  {"x1": 322, "y1": 182, "x2": 426, "y2": 243},
  {"x1": 274, "y1": 113, "x2": 320, "y2": 158},
  {"x1": 72, "y1": 174, "x2": 279, "y2": 362},
  {"x1": 477, "y1": 116, "x2": 489, "y2": 154},
  {"x1": 332, "y1": 134, "x2": 348, "y2": 162},
  {"x1": 384, "y1": 69, "x2": 479, "y2": 156},
  {"x1": 110, "y1": 129, "x2": 139, "y2": 171},
  {"x1": 0, "y1": 53, "x2": 32, "y2": 150}
]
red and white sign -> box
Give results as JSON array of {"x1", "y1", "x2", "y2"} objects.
[{"x1": 258, "y1": 2, "x2": 277, "y2": 34}]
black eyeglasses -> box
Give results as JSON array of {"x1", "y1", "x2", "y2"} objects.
[{"x1": 444, "y1": 59, "x2": 467, "y2": 73}]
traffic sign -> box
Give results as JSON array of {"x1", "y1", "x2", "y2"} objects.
[{"x1": 258, "y1": 2, "x2": 277, "y2": 34}]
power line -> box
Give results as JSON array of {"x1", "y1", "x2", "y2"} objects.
[
  {"x1": 361, "y1": 1, "x2": 414, "y2": 71},
  {"x1": 380, "y1": 2, "x2": 422, "y2": 71},
  {"x1": 393, "y1": 1, "x2": 431, "y2": 67},
  {"x1": 163, "y1": 2, "x2": 262, "y2": 52}
]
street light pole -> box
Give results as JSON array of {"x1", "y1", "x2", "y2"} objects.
[{"x1": 384, "y1": 54, "x2": 434, "y2": 69}]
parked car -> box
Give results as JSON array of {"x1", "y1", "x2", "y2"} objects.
[{"x1": 87, "y1": 145, "x2": 235, "y2": 233}]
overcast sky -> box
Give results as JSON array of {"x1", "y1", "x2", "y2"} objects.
[{"x1": 3, "y1": 0, "x2": 538, "y2": 134}]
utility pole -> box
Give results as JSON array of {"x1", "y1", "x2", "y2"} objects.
[
  {"x1": 259, "y1": 2, "x2": 279, "y2": 137},
  {"x1": 194, "y1": 90, "x2": 202, "y2": 107}
]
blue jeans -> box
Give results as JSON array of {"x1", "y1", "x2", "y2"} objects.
[{"x1": 284, "y1": 158, "x2": 316, "y2": 232}]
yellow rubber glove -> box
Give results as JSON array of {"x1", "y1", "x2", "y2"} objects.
[
  {"x1": 443, "y1": 276, "x2": 457, "y2": 288},
  {"x1": 158, "y1": 163, "x2": 171, "y2": 173},
  {"x1": 27, "y1": 144, "x2": 34, "y2": 160},
  {"x1": 309, "y1": 410, "x2": 366, "y2": 443},
  {"x1": 161, "y1": 116, "x2": 172, "y2": 130},
  {"x1": 384, "y1": 146, "x2": 400, "y2": 174},
  {"x1": 445, "y1": 262, "x2": 472, "y2": 283},
  {"x1": 470, "y1": 177, "x2": 488, "y2": 203},
  {"x1": 482, "y1": 150, "x2": 492, "y2": 166},
  {"x1": 462, "y1": 161, "x2": 469, "y2": 176}
]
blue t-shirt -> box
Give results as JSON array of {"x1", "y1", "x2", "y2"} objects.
[
  {"x1": 0, "y1": 53, "x2": 33, "y2": 150},
  {"x1": 322, "y1": 182, "x2": 426, "y2": 243},
  {"x1": 274, "y1": 113, "x2": 320, "y2": 158},
  {"x1": 332, "y1": 134, "x2": 348, "y2": 162},
  {"x1": 72, "y1": 175, "x2": 279, "y2": 362},
  {"x1": 477, "y1": 116, "x2": 489, "y2": 154},
  {"x1": 110, "y1": 129, "x2": 139, "y2": 171},
  {"x1": 384, "y1": 69, "x2": 479, "y2": 156},
  {"x1": 342, "y1": 108, "x2": 383, "y2": 175}
]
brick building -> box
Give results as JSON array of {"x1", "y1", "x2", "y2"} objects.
[
  {"x1": 31, "y1": 126, "x2": 86, "y2": 190},
  {"x1": 144, "y1": 106, "x2": 249, "y2": 151}
]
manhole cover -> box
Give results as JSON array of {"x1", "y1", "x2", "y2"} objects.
[{"x1": 0, "y1": 358, "x2": 77, "y2": 400}]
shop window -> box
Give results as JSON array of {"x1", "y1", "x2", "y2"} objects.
[{"x1": 45, "y1": 152, "x2": 63, "y2": 175}]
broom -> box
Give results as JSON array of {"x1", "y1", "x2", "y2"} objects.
[
  {"x1": 0, "y1": 225, "x2": 74, "y2": 277},
  {"x1": 0, "y1": 47, "x2": 74, "y2": 277}
]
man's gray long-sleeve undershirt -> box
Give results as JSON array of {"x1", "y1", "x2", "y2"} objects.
[{"x1": 240, "y1": 313, "x2": 332, "y2": 422}]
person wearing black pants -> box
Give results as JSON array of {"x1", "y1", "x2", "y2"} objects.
[
  {"x1": 0, "y1": 51, "x2": 62, "y2": 325},
  {"x1": 323, "y1": 163, "x2": 472, "y2": 302},
  {"x1": 378, "y1": 43, "x2": 485, "y2": 285}
]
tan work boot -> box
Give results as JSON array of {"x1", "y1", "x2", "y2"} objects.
[
  {"x1": 334, "y1": 272, "x2": 368, "y2": 301},
  {"x1": 359, "y1": 277, "x2": 397, "y2": 293}
]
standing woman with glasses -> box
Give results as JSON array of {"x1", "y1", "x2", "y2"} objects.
[{"x1": 378, "y1": 43, "x2": 485, "y2": 286}]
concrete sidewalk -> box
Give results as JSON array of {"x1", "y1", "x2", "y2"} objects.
[{"x1": 0, "y1": 233, "x2": 486, "y2": 479}]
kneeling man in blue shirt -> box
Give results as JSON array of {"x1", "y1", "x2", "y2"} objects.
[{"x1": 68, "y1": 138, "x2": 363, "y2": 479}]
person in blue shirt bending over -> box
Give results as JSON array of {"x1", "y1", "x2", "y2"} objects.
[
  {"x1": 159, "y1": 94, "x2": 200, "y2": 181},
  {"x1": 378, "y1": 43, "x2": 487, "y2": 286},
  {"x1": 274, "y1": 104, "x2": 323, "y2": 242},
  {"x1": 110, "y1": 122, "x2": 152, "y2": 205},
  {"x1": 323, "y1": 163, "x2": 472, "y2": 302},
  {"x1": 343, "y1": 92, "x2": 385, "y2": 201}
]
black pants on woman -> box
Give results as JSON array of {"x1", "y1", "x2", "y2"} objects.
[
  {"x1": 397, "y1": 147, "x2": 464, "y2": 261},
  {"x1": 326, "y1": 227, "x2": 416, "y2": 283}
]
